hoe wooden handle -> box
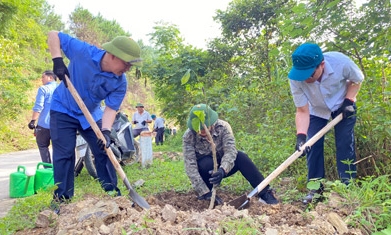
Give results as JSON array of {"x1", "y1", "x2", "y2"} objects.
[
  {"x1": 249, "y1": 113, "x2": 343, "y2": 198},
  {"x1": 64, "y1": 75, "x2": 150, "y2": 209}
]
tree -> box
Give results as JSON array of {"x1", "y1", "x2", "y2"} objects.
[
  {"x1": 40, "y1": 2, "x2": 65, "y2": 32},
  {"x1": 0, "y1": 1, "x2": 17, "y2": 33},
  {"x1": 214, "y1": 0, "x2": 292, "y2": 82},
  {"x1": 69, "y1": 6, "x2": 102, "y2": 45},
  {"x1": 68, "y1": 6, "x2": 130, "y2": 46},
  {"x1": 144, "y1": 22, "x2": 211, "y2": 127}
]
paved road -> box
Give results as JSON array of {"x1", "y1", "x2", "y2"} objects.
[{"x1": 0, "y1": 149, "x2": 42, "y2": 218}]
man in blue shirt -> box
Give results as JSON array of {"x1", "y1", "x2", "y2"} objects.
[
  {"x1": 47, "y1": 31, "x2": 142, "y2": 212},
  {"x1": 288, "y1": 43, "x2": 364, "y2": 204},
  {"x1": 28, "y1": 70, "x2": 58, "y2": 164}
]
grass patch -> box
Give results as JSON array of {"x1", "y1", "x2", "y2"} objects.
[{"x1": 1, "y1": 138, "x2": 390, "y2": 234}]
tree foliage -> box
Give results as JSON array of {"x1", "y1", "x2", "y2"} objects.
[
  {"x1": 69, "y1": 6, "x2": 129, "y2": 46},
  {"x1": 0, "y1": 0, "x2": 389, "y2": 232},
  {"x1": 0, "y1": 0, "x2": 58, "y2": 118},
  {"x1": 143, "y1": 22, "x2": 212, "y2": 127},
  {"x1": 1, "y1": 0, "x2": 390, "y2": 202}
]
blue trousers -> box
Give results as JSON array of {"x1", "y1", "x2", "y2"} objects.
[
  {"x1": 50, "y1": 111, "x2": 120, "y2": 200},
  {"x1": 197, "y1": 151, "x2": 270, "y2": 197},
  {"x1": 155, "y1": 127, "x2": 165, "y2": 145},
  {"x1": 306, "y1": 110, "x2": 357, "y2": 182}
]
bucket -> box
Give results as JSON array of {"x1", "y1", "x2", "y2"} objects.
[
  {"x1": 34, "y1": 162, "x2": 54, "y2": 193},
  {"x1": 140, "y1": 131, "x2": 153, "y2": 168},
  {"x1": 9, "y1": 165, "x2": 35, "y2": 198}
]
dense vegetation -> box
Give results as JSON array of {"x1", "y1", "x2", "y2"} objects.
[
  {"x1": 2, "y1": 0, "x2": 389, "y2": 179},
  {"x1": 0, "y1": 0, "x2": 390, "y2": 233}
]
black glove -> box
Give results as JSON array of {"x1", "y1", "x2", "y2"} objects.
[
  {"x1": 141, "y1": 120, "x2": 146, "y2": 126},
  {"x1": 133, "y1": 121, "x2": 138, "y2": 124},
  {"x1": 97, "y1": 130, "x2": 114, "y2": 150},
  {"x1": 337, "y1": 98, "x2": 355, "y2": 119},
  {"x1": 209, "y1": 168, "x2": 226, "y2": 185},
  {"x1": 28, "y1": 120, "x2": 36, "y2": 130},
  {"x1": 52, "y1": 57, "x2": 70, "y2": 87},
  {"x1": 197, "y1": 191, "x2": 223, "y2": 205},
  {"x1": 296, "y1": 133, "x2": 311, "y2": 157}
]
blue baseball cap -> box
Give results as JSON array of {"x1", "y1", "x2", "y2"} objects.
[
  {"x1": 288, "y1": 43, "x2": 324, "y2": 81},
  {"x1": 151, "y1": 114, "x2": 156, "y2": 119}
]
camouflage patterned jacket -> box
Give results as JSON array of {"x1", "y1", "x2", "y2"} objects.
[{"x1": 183, "y1": 119, "x2": 237, "y2": 196}]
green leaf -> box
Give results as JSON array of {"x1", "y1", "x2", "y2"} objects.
[
  {"x1": 191, "y1": 118, "x2": 201, "y2": 132},
  {"x1": 291, "y1": 3, "x2": 306, "y2": 14},
  {"x1": 190, "y1": 110, "x2": 206, "y2": 132},
  {"x1": 302, "y1": 17, "x2": 313, "y2": 25},
  {"x1": 373, "y1": 228, "x2": 391, "y2": 235},
  {"x1": 326, "y1": 0, "x2": 339, "y2": 8},
  {"x1": 181, "y1": 69, "x2": 191, "y2": 85},
  {"x1": 307, "y1": 181, "x2": 321, "y2": 190},
  {"x1": 193, "y1": 110, "x2": 205, "y2": 123}
]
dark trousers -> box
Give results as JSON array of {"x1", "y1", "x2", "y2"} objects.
[
  {"x1": 197, "y1": 151, "x2": 270, "y2": 197},
  {"x1": 306, "y1": 110, "x2": 357, "y2": 182},
  {"x1": 35, "y1": 125, "x2": 51, "y2": 164},
  {"x1": 132, "y1": 127, "x2": 149, "y2": 138},
  {"x1": 155, "y1": 127, "x2": 164, "y2": 145},
  {"x1": 50, "y1": 111, "x2": 120, "y2": 200}
]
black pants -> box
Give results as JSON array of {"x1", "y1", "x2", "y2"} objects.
[
  {"x1": 197, "y1": 151, "x2": 270, "y2": 197},
  {"x1": 35, "y1": 125, "x2": 51, "y2": 164}
]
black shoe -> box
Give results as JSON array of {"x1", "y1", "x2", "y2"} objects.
[
  {"x1": 302, "y1": 189, "x2": 324, "y2": 205},
  {"x1": 259, "y1": 189, "x2": 279, "y2": 205},
  {"x1": 50, "y1": 200, "x2": 61, "y2": 215},
  {"x1": 50, "y1": 197, "x2": 71, "y2": 215},
  {"x1": 198, "y1": 192, "x2": 224, "y2": 205}
]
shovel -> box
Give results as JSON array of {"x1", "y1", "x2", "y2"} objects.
[
  {"x1": 64, "y1": 75, "x2": 150, "y2": 210},
  {"x1": 228, "y1": 113, "x2": 344, "y2": 210}
]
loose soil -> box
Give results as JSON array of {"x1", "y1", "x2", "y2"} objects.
[{"x1": 13, "y1": 152, "x2": 364, "y2": 235}]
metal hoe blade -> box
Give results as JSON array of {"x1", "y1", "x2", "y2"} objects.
[
  {"x1": 227, "y1": 194, "x2": 249, "y2": 210},
  {"x1": 227, "y1": 113, "x2": 343, "y2": 210}
]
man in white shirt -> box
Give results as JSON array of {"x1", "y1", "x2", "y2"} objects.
[
  {"x1": 151, "y1": 114, "x2": 165, "y2": 145},
  {"x1": 131, "y1": 103, "x2": 152, "y2": 137},
  {"x1": 288, "y1": 43, "x2": 364, "y2": 204}
]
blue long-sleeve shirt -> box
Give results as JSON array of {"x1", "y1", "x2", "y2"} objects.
[
  {"x1": 33, "y1": 81, "x2": 58, "y2": 129},
  {"x1": 50, "y1": 32, "x2": 127, "y2": 129}
]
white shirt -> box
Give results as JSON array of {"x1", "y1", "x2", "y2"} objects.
[
  {"x1": 289, "y1": 52, "x2": 364, "y2": 119},
  {"x1": 153, "y1": 117, "x2": 165, "y2": 129},
  {"x1": 132, "y1": 111, "x2": 152, "y2": 130}
]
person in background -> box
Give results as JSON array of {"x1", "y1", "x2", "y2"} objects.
[
  {"x1": 131, "y1": 103, "x2": 152, "y2": 138},
  {"x1": 164, "y1": 124, "x2": 171, "y2": 141},
  {"x1": 28, "y1": 70, "x2": 58, "y2": 164},
  {"x1": 288, "y1": 43, "x2": 364, "y2": 204},
  {"x1": 47, "y1": 30, "x2": 142, "y2": 213},
  {"x1": 183, "y1": 104, "x2": 279, "y2": 205},
  {"x1": 151, "y1": 114, "x2": 165, "y2": 145}
]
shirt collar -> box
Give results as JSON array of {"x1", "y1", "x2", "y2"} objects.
[{"x1": 93, "y1": 50, "x2": 122, "y2": 79}]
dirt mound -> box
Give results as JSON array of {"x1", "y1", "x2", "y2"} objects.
[{"x1": 14, "y1": 191, "x2": 362, "y2": 235}]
